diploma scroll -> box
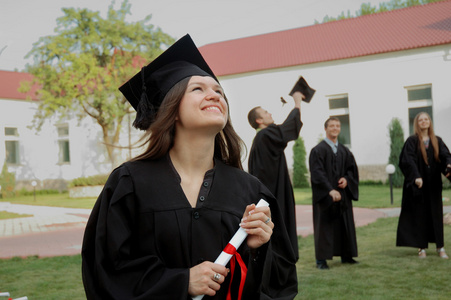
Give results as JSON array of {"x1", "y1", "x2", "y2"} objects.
[{"x1": 192, "y1": 199, "x2": 270, "y2": 300}]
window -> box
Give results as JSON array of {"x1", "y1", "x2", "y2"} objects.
[
  {"x1": 406, "y1": 85, "x2": 432, "y2": 135},
  {"x1": 5, "y1": 127, "x2": 18, "y2": 136},
  {"x1": 328, "y1": 94, "x2": 351, "y2": 146},
  {"x1": 328, "y1": 97, "x2": 348, "y2": 110},
  {"x1": 57, "y1": 125, "x2": 70, "y2": 163},
  {"x1": 4, "y1": 127, "x2": 20, "y2": 164}
]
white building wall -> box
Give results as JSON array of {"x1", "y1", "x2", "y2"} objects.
[
  {"x1": 1, "y1": 44, "x2": 450, "y2": 186},
  {"x1": 0, "y1": 98, "x2": 138, "y2": 190},
  {"x1": 219, "y1": 44, "x2": 451, "y2": 178}
]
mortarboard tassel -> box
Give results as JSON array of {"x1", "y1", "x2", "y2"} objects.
[{"x1": 133, "y1": 67, "x2": 156, "y2": 130}]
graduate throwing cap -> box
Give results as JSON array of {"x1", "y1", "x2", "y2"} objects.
[{"x1": 247, "y1": 77, "x2": 314, "y2": 261}]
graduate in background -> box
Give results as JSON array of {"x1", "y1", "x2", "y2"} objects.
[
  {"x1": 309, "y1": 117, "x2": 359, "y2": 270},
  {"x1": 247, "y1": 77, "x2": 314, "y2": 261},
  {"x1": 81, "y1": 35, "x2": 297, "y2": 299},
  {"x1": 396, "y1": 112, "x2": 451, "y2": 259}
]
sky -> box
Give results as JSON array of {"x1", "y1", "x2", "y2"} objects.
[{"x1": 0, "y1": 0, "x2": 386, "y2": 72}]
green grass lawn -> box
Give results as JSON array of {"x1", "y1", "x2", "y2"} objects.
[
  {"x1": 0, "y1": 255, "x2": 83, "y2": 300},
  {"x1": 294, "y1": 185, "x2": 451, "y2": 208},
  {"x1": 1, "y1": 217, "x2": 450, "y2": 299},
  {"x1": 1, "y1": 186, "x2": 451, "y2": 299},
  {"x1": 296, "y1": 217, "x2": 451, "y2": 299},
  {"x1": 2, "y1": 185, "x2": 450, "y2": 209},
  {"x1": 0, "y1": 211, "x2": 32, "y2": 220},
  {"x1": 0, "y1": 193, "x2": 97, "y2": 209},
  {"x1": 0, "y1": 193, "x2": 96, "y2": 220}
]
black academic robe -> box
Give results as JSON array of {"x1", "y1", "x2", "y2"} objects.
[
  {"x1": 396, "y1": 135, "x2": 451, "y2": 249},
  {"x1": 248, "y1": 108, "x2": 302, "y2": 260},
  {"x1": 82, "y1": 155, "x2": 297, "y2": 300},
  {"x1": 309, "y1": 140, "x2": 359, "y2": 260}
]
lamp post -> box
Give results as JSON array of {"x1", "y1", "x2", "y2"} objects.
[
  {"x1": 31, "y1": 180, "x2": 37, "y2": 202},
  {"x1": 385, "y1": 164, "x2": 396, "y2": 205}
]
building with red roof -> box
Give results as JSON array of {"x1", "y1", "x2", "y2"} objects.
[
  {"x1": 1, "y1": 1, "x2": 451, "y2": 186},
  {"x1": 199, "y1": 0, "x2": 451, "y2": 76},
  {"x1": 0, "y1": 70, "x2": 40, "y2": 101},
  {"x1": 198, "y1": 0, "x2": 451, "y2": 180}
]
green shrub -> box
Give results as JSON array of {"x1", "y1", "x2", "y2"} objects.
[
  {"x1": 69, "y1": 174, "x2": 108, "y2": 187},
  {"x1": 0, "y1": 162, "x2": 16, "y2": 198},
  {"x1": 16, "y1": 188, "x2": 62, "y2": 196},
  {"x1": 360, "y1": 180, "x2": 384, "y2": 186},
  {"x1": 292, "y1": 137, "x2": 309, "y2": 188},
  {"x1": 387, "y1": 118, "x2": 405, "y2": 187}
]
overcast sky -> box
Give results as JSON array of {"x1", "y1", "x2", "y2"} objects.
[{"x1": 1, "y1": 0, "x2": 386, "y2": 71}]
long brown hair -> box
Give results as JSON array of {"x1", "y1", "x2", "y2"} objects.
[
  {"x1": 131, "y1": 77, "x2": 244, "y2": 169},
  {"x1": 413, "y1": 112, "x2": 439, "y2": 164}
]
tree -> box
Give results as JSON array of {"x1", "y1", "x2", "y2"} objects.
[
  {"x1": 20, "y1": 0, "x2": 175, "y2": 166},
  {"x1": 315, "y1": 0, "x2": 445, "y2": 23},
  {"x1": 292, "y1": 137, "x2": 309, "y2": 188},
  {"x1": 388, "y1": 118, "x2": 405, "y2": 187}
]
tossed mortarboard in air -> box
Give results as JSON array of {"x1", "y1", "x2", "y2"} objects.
[
  {"x1": 288, "y1": 76, "x2": 316, "y2": 103},
  {"x1": 280, "y1": 97, "x2": 287, "y2": 106},
  {"x1": 119, "y1": 34, "x2": 218, "y2": 130}
]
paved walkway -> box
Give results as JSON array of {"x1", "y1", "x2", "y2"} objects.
[
  {"x1": 0, "y1": 203, "x2": 90, "y2": 259},
  {"x1": 1, "y1": 202, "x2": 450, "y2": 259}
]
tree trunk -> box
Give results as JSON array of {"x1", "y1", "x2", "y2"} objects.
[{"x1": 99, "y1": 116, "x2": 125, "y2": 169}]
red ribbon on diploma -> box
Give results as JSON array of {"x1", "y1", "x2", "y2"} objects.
[
  {"x1": 223, "y1": 243, "x2": 236, "y2": 256},
  {"x1": 223, "y1": 243, "x2": 247, "y2": 300}
]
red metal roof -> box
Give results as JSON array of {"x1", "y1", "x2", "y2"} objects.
[
  {"x1": 0, "y1": 70, "x2": 39, "y2": 101},
  {"x1": 199, "y1": 1, "x2": 451, "y2": 76}
]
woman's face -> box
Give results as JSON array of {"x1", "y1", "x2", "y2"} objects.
[
  {"x1": 176, "y1": 76, "x2": 228, "y2": 134},
  {"x1": 417, "y1": 113, "x2": 430, "y2": 131}
]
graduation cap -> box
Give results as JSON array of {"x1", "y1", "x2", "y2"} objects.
[
  {"x1": 288, "y1": 76, "x2": 316, "y2": 103},
  {"x1": 119, "y1": 34, "x2": 218, "y2": 130}
]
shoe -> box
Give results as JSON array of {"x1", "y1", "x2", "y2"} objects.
[
  {"x1": 316, "y1": 262, "x2": 329, "y2": 270},
  {"x1": 341, "y1": 258, "x2": 359, "y2": 264},
  {"x1": 418, "y1": 248, "x2": 426, "y2": 258},
  {"x1": 437, "y1": 248, "x2": 449, "y2": 259}
]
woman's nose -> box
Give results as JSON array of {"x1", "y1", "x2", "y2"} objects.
[{"x1": 205, "y1": 89, "x2": 220, "y2": 101}]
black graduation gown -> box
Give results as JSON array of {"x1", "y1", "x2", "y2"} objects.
[
  {"x1": 309, "y1": 141, "x2": 359, "y2": 260},
  {"x1": 396, "y1": 135, "x2": 451, "y2": 249},
  {"x1": 82, "y1": 155, "x2": 298, "y2": 300},
  {"x1": 248, "y1": 108, "x2": 302, "y2": 260}
]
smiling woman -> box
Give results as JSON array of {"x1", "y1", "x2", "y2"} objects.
[
  {"x1": 176, "y1": 76, "x2": 228, "y2": 136},
  {"x1": 81, "y1": 34, "x2": 298, "y2": 300}
]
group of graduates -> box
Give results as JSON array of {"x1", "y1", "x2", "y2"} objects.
[
  {"x1": 248, "y1": 97, "x2": 451, "y2": 271},
  {"x1": 80, "y1": 35, "x2": 451, "y2": 299}
]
